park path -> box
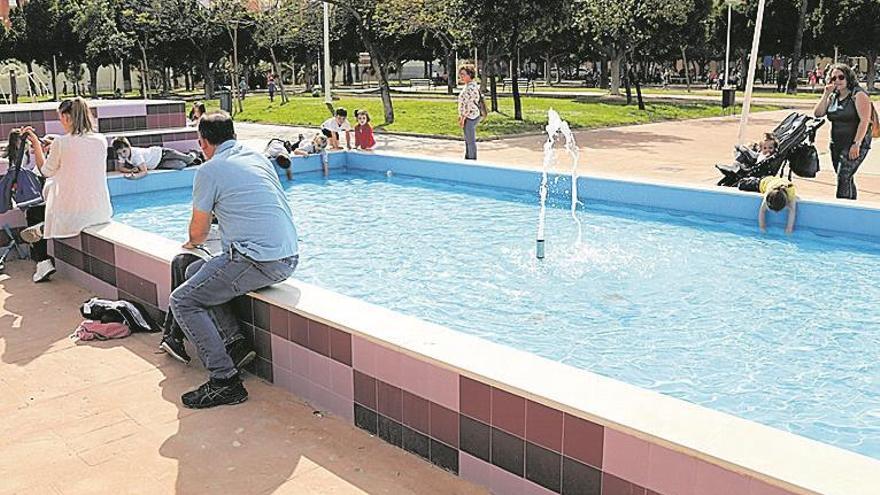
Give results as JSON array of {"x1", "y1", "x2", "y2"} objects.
[
  {"x1": 237, "y1": 108, "x2": 880, "y2": 204},
  {"x1": 0, "y1": 262, "x2": 485, "y2": 495}
]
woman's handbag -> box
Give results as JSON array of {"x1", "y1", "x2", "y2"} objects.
[
  {"x1": 0, "y1": 134, "x2": 43, "y2": 213},
  {"x1": 870, "y1": 103, "x2": 880, "y2": 139}
]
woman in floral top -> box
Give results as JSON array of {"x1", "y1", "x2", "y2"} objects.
[{"x1": 457, "y1": 64, "x2": 481, "y2": 160}]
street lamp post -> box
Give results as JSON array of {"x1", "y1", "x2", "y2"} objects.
[
  {"x1": 724, "y1": 1, "x2": 732, "y2": 87},
  {"x1": 323, "y1": 1, "x2": 332, "y2": 105},
  {"x1": 737, "y1": 0, "x2": 767, "y2": 145}
]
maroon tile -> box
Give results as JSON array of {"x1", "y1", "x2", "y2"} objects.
[
  {"x1": 252, "y1": 299, "x2": 270, "y2": 330},
  {"x1": 268, "y1": 305, "x2": 289, "y2": 340},
  {"x1": 429, "y1": 402, "x2": 459, "y2": 448},
  {"x1": 563, "y1": 413, "x2": 604, "y2": 469},
  {"x1": 601, "y1": 472, "x2": 647, "y2": 495},
  {"x1": 377, "y1": 381, "x2": 402, "y2": 422},
  {"x1": 526, "y1": 400, "x2": 563, "y2": 453},
  {"x1": 401, "y1": 390, "x2": 429, "y2": 434},
  {"x1": 306, "y1": 320, "x2": 331, "y2": 357},
  {"x1": 460, "y1": 376, "x2": 491, "y2": 423},
  {"x1": 353, "y1": 370, "x2": 377, "y2": 409},
  {"x1": 328, "y1": 326, "x2": 352, "y2": 366},
  {"x1": 82, "y1": 233, "x2": 115, "y2": 264},
  {"x1": 491, "y1": 387, "x2": 526, "y2": 437},
  {"x1": 289, "y1": 313, "x2": 309, "y2": 346},
  {"x1": 115, "y1": 269, "x2": 158, "y2": 306}
]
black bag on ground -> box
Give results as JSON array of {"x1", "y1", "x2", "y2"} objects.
[
  {"x1": 788, "y1": 144, "x2": 820, "y2": 178},
  {"x1": 80, "y1": 297, "x2": 158, "y2": 332}
]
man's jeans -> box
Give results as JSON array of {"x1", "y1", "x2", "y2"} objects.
[{"x1": 170, "y1": 250, "x2": 298, "y2": 380}]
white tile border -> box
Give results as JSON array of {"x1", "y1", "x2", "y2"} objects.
[{"x1": 81, "y1": 220, "x2": 880, "y2": 495}]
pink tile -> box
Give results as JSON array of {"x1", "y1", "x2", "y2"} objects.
[
  {"x1": 351, "y1": 335, "x2": 378, "y2": 376},
  {"x1": 56, "y1": 259, "x2": 117, "y2": 299},
  {"x1": 693, "y1": 459, "x2": 749, "y2": 495},
  {"x1": 271, "y1": 335, "x2": 291, "y2": 372},
  {"x1": 97, "y1": 102, "x2": 146, "y2": 118},
  {"x1": 288, "y1": 372, "x2": 311, "y2": 398},
  {"x1": 289, "y1": 342, "x2": 311, "y2": 378},
  {"x1": 309, "y1": 383, "x2": 354, "y2": 423},
  {"x1": 273, "y1": 367, "x2": 292, "y2": 394},
  {"x1": 422, "y1": 361, "x2": 459, "y2": 411},
  {"x1": 308, "y1": 351, "x2": 333, "y2": 391},
  {"x1": 397, "y1": 353, "x2": 458, "y2": 410},
  {"x1": 646, "y1": 444, "x2": 697, "y2": 495},
  {"x1": 372, "y1": 343, "x2": 403, "y2": 386},
  {"x1": 115, "y1": 246, "x2": 171, "y2": 309},
  {"x1": 487, "y1": 460, "x2": 557, "y2": 495},
  {"x1": 329, "y1": 360, "x2": 353, "y2": 400},
  {"x1": 45, "y1": 121, "x2": 65, "y2": 134},
  {"x1": 603, "y1": 429, "x2": 651, "y2": 488},
  {"x1": 748, "y1": 478, "x2": 798, "y2": 495},
  {"x1": 459, "y1": 452, "x2": 493, "y2": 488}
]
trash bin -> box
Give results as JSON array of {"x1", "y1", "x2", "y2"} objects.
[
  {"x1": 722, "y1": 86, "x2": 736, "y2": 109},
  {"x1": 217, "y1": 90, "x2": 233, "y2": 113}
]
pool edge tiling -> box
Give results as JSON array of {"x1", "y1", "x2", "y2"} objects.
[{"x1": 54, "y1": 152, "x2": 880, "y2": 495}]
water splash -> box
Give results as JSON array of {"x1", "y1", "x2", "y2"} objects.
[{"x1": 536, "y1": 109, "x2": 583, "y2": 259}]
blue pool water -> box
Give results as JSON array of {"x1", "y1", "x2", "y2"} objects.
[{"x1": 113, "y1": 170, "x2": 880, "y2": 458}]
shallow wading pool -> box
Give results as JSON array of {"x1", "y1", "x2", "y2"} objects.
[{"x1": 111, "y1": 165, "x2": 880, "y2": 460}]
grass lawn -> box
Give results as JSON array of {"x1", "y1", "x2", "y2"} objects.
[
  {"x1": 209, "y1": 95, "x2": 780, "y2": 139},
  {"x1": 533, "y1": 85, "x2": 824, "y2": 100}
]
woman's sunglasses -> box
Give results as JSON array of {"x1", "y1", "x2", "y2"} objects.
[{"x1": 831, "y1": 74, "x2": 846, "y2": 81}]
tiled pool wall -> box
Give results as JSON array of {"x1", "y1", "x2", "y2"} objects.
[{"x1": 46, "y1": 151, "x2": 880, "y2": 495}]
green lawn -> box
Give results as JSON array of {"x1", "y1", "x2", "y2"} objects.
[
  {"x1": 533, "y1": 84, "x2": 824, "y2": 100},
  {"x1": 208, "y1": 95, "x2": 779, "y2": 139}
]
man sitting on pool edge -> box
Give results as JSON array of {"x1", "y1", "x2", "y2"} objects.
[{"x1": 170, "y1": 111, "x2": 299, "y2": 409}]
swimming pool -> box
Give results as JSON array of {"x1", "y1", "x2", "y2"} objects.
[{"x1": 112, "y1": 169, "x2": 880, "y2": 459}]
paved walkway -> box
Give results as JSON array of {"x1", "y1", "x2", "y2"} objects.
[
  {"x1": 238, "y1": 108, "x2": 880, "y2": 204},
  {"x1": 0, "y1": 263, "x2": 484, "y2": 495}
]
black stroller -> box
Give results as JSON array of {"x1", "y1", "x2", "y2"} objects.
[{"x1": 716, "y1": 112, "x2": 825, "y2": 187}]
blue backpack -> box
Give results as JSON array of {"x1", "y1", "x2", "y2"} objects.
[{"x1": 0, "y1": 134, "x2": 44, "y2": 214}]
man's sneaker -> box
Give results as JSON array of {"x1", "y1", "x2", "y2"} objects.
[
  {"x1": 181, "y1": 376, "x2": 248, "y2": 409},
  {"x1": 227, "y1": 339, "x2": 256, "y2": 370},
  {"x1": 21, "y1": 223, "x2": 44, "y2": 244},
  {"x1": 33, "y1": 259, "x2": 55, "y2": 283},
  {"x1": 160, "y1": 336, "x2": 191, "y2": 365}
]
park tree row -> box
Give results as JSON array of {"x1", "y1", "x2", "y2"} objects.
[{"x1": 0, "y1": 0, "x2": 877, "y2": 124}]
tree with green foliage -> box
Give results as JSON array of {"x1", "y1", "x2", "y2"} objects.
[
  {"x1": 813, "y1": 0, "x2": 880, "y2": 93},
  {"x1": 71, "y1": 0, "x2": 132, "y2": 97}
]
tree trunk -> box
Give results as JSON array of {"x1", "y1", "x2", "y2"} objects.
[
  {"x1": 446, "y1": 48, "x2": 455, "y2": 95},
  {"x1": 632, "y1": 57, "x2": 645, "y2": 110},
  {"x1": 545, "y1": 52, "x2": 552, "y2": 85},
  {"x1": 112, "y1": 62, "x2": 118, "y2": 94},
  {"x1": 269, "y1": 47, "x2": 288, "y2": 104},
  {"x1": 161, "y1": 64, "x2": 169, "y2": 95},
  {"x1": 139, "y1": 42, "x2": 151, "y2": 98},
  {"x1": 304, "y1": 63, "x2": 314, "y2": 91},
  {"x1": 680, "y1": 45, "x2": 691, "y2": 92},
  {"x1": 787, "y1": 0, "x2": 808, "y2": 94},
  {"x1": 25, "y1": 61, "x2": 37, "y2": 95},
  {"x1": 122, "y1": 58, "x2": 132, "y2": 92},
  {"x1": 360, "y1": 31, "x2": 394, "y2": 123},
  {"x1": 202, "y1": 55, "x2": 215, "y2": 99},
  {"x1": 88, "y1": 63, "x2": 99, "y2": 98},
  {"x1": 424, "y1": 61, "x2": 429, "y2": 78},
  {"x1": 623, "y1": 60, "x2": 632, "y2": 105},
  {"x1": 510, "y1": 23, "x2": 522, "y2": 121},
  {"x1": 9, "y1": 71, "x2": 18, "y2": 104},
  {"x1": 51, "y1": 55, "x2": 59, "y2": 101},
  {"x1": 555, "y1": 60, "x2": 561, "y2": 84},
  {"x1": 610, "y1": 50, "x2": 623, "y2": 95},
  {"x1": 866, "y1": 51, "x2": 877, "y2": 94}
]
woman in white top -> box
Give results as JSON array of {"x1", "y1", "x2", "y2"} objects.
[
  {"x1": 24, "y1": 97, "x2": 113, "y2": 240},
  {"x1": 457, "y1": 64, "x2": 482, "y2": 160}
]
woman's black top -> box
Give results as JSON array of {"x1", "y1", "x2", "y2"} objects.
[{"x1": 827, "y1": 86, "x2": 868, "y2": 147}]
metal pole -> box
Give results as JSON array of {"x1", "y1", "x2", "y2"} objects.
[
  {"x1": 323, "y1": 1, "x2": 332, "y2": 104},
  {"x1": 834, "y1": 46, "x2": 838, "y2": 64},
  {"x1": 724, "y1": 2, "x2": 731, "y2": 86},
  {"x1": 737, "y1": 0, "x2": 766, "y2": 145},
  {"x1": 474, "y1": 47, "x2": 478, "y2": 78}
]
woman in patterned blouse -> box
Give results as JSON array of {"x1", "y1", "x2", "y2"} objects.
[{"x1": 457, "y1": 64, "x2": 481, "y2": 160}]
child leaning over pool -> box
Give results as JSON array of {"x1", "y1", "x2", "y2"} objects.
[
  {"x1": 740, "y1": 176, "x2": 798, "y2": 234},
  {"x1": 294, "y1": 133, "x2": 330, "y2": 176}
]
